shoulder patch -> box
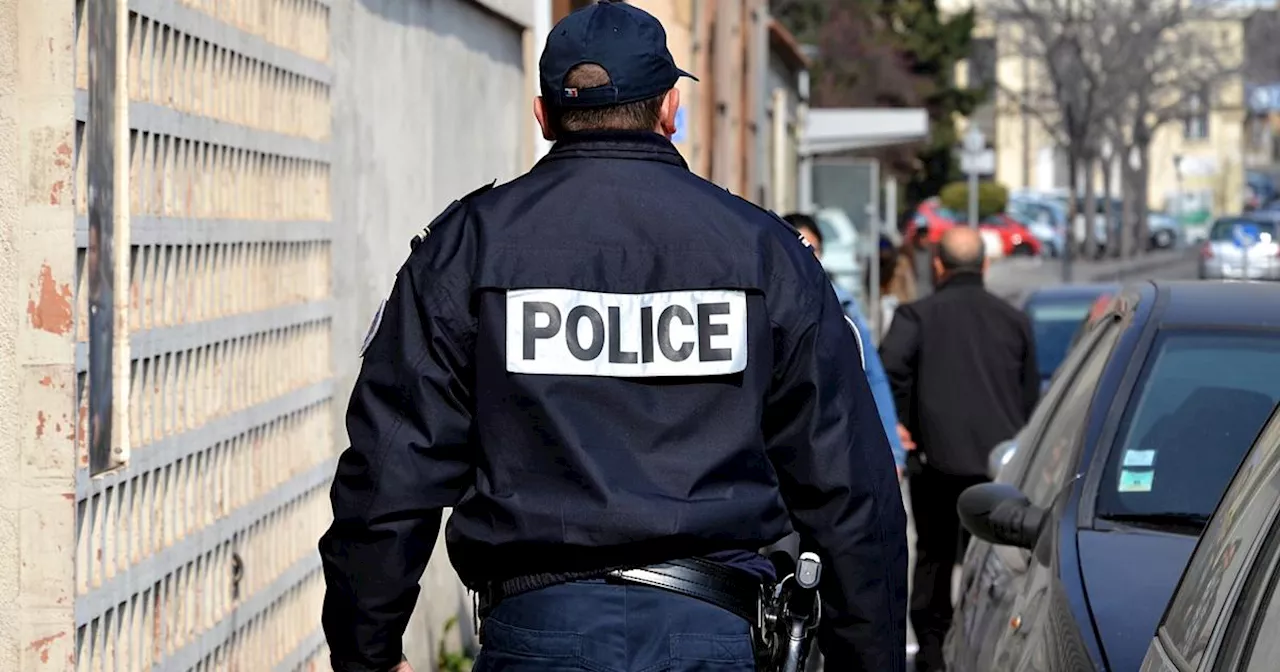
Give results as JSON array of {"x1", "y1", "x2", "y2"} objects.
[
  {"x1": 410, "y1": 179, "x2": 496, "y2": 251},
  {"x1": 360, "y1": 300, "x2": 387, "y2": 357},
  {"x1": 845, "y1": 315, "x2": 867, "y2": 371}
]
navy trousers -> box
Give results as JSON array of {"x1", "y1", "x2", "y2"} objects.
[{"x1": 473, "y1": 580, "x2": 758, "y2": 671}]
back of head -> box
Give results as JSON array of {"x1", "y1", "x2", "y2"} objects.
[
  {"x1": 937, "y1": 227, "x2": 986, "y2": 276},
  {"x1": 545, "y1": 64, "x2": 665, "y2": 135},
  {"x1": 538, "y1": 1, "x2": 696, "y2": 137}
]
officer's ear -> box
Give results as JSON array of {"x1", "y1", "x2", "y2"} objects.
[
  {"x1": 534, "y1": 97, "x2": 556, "y2": 141},
  {"x1": 658, "y1": 88, "x2": 681, "y2": 138}
]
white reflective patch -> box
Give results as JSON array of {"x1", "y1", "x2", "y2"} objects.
[
  {"x1": 360, "y1": 300, "x2": 387, "y2": 357},
  {"x1": 845, "y1": 315, "x2": 866, "y2": 371},
  {"x1": 506, "y1": 288, "x2": 748, "y2": 377}
]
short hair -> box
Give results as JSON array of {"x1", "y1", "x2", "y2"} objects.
[
  {"x1": 781, "y1": 213, "x2": 821, "y2": 243},
  {"x1": 546, "y1": 64, "x2": 666, "y2": 134},
  {"x1": 937, "y1": 232, "x2": 985, "y2": 273}
]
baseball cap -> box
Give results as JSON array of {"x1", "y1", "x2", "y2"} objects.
[{"x1": 539, "y1": 0, "x2": 697, "y2": 109}]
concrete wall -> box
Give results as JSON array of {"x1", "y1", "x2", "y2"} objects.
[
  {"x1": 329, "y1": 0, "x2": 529, "y2": 666},
  {"x1": 0, "y1": 0, "x2": 78, "y2": 669}
]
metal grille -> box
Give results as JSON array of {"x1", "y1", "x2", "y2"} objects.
[{"x1": 72, "y1": 0, "x2": 333, "y2": 669}]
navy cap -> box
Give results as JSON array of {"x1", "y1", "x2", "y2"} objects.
[{"x1": 539, "y1": 1, "x2": 697, "y2": 109}]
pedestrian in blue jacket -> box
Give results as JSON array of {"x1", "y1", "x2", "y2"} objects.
[{"x1": 785, "y1": 214, "x2": 909, "y2": 477}]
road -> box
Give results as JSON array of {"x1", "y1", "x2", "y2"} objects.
[{"x1": 895, "y1": 249, "x2": 1199, "y2": 671}]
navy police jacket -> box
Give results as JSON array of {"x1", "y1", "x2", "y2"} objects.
[{"x1": 319, "y1": 131, "x2": 908, "y2": 672}]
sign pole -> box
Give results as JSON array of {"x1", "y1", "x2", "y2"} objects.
[{"x1": 961, "y1": 126, "x2": 989, "y2": 229}]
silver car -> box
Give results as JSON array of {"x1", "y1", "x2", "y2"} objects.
[{"x1": 1199, "y1": 216, "x2": 1280, "y2": 280}]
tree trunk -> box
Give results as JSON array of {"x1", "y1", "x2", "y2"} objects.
[
  {"x1": 1063, "y1": 152, "x2": 1078, "y2": 283},
  {"x1": 1119, "y1": 157, "x2": 1139, "y2": 258},
  {"x1": 1083, "y1": 157, "x2": 1098, "y2": 259},
  {"x1": 1135, "y1": 143, "x2": 1152, "y2": 255},
  {"x1": 1102, "y1": 154, "x2": 1117, "y2": 258}
]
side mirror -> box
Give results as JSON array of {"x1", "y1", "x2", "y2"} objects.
[
  {"x1": 957, "y1": 483, "x2": 1046, "y2": 550},
  {"x1": 987, "y1": 440, "x2": 1018, "y2": 480}
]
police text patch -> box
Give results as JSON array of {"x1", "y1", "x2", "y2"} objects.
[{"x1": 506, "y1": 288, "x2": 748, "y2": 377}]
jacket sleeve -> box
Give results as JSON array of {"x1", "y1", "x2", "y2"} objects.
[
  {"x1": 1020, "y1": 315, "x2": 1041, "y2": 418},
  {"x1": 319, "y1": 205, "x2": 477, "y2": 672},
  {"x1": 877, "y1": 303, "x2": 922, "y2": 432},
  {"x1": 764, "y1": 275, "x2": 909, "y2": 672},
  {"x1": 844, "y1": 305, "x2": 905, "y2": 468}
]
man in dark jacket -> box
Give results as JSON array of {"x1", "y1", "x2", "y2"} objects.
[
  {"x1": 319, "y1": 3, "x2": 907, "y2": 671},
  {"x1": 879, "y1": 226, "x2": 1039, "y2": 672}
]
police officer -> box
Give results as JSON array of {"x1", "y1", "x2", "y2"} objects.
[{"x1": 319, "y1": 3, "x2": 907, "y2": 672}]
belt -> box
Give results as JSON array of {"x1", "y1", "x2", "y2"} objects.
[{"x1": 476, "y1": 557, "x2": 763, "y2": 626}]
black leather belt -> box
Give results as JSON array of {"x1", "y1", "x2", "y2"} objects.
[{"x1": 477, "y1": 557, "x2": 763, "y2": 626}]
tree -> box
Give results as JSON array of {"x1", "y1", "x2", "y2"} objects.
[
  {"x1": 1103, "y1": 0, "x2": 1240, "y2": 257},
  {"x1": 987, "y1": 0, "x2": 1134, "y2": 275},
  {"x1": 772, "y1": 0, "x2": 985, "y2": 229},
  {"x1": 990, "y1": 0, "x2": 1241, "y2": 268}
]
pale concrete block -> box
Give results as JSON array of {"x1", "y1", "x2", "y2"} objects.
[
  {"x1": 18, "y1": 613, "x2": 73, "y2": 670},
  {"x1": 15, "y1": 0, "x2": 76, "y2": 95},
  {"x1": 17, "y1": 490, "x2": 74, "y2": 610},
  {"x1": 21, "y1": 365, "x2": 77, "y2": 478},
  {"x1": 15, "y1": 223, "x2": 75, "y2": 365}
]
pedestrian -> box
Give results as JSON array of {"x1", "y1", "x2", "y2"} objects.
[
  {"x1": 785, "y1": 213, "x2": 910, "y2": 478},
  {"x1": 318, "y1": 3, "x2": 908, "y2": 672},
  {"x1": 878, "y1": 226, "x2": 1039, "y2": 672}
]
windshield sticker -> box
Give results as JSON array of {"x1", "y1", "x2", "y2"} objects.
[
  {"x1": 1122, "y1": 449, "x2": 1156, "y2": 468},
  {"x1": 1119, "y1": 469, "x2": 1155, "y2": 493}
]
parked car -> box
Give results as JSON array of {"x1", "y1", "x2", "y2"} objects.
[
  {"x1": 1148, "y1": 212, "x2": 1181, "y2": 250},
  {"x1": 1198, "y1": 215, "x2": 1280, "y2": 281},
  {"x1": 1009, "y1": 196, "x2": 1068, "y2": 258},
  {"x1": 1137, "y1": 402, "x2": 1280, "y2": 671},
  {"x1": 981, "y1": 213, "x2": 1043, "y2": 257},
  {"x1": 947, "y1": 280, "x2": 1280, "y2": 672},
  {"x1": 1022, "y1": 284, "x2": 1119, "y2": 393},
  {"x1": 1245, "y1": 170, "x2": 1278, "y2": 212},
  {"x1": 909, "y1": 199, "x2": 1041, "y2": 257},
  {"x1": 812, "y1": 206, "x2": 861, "y2": 294}
]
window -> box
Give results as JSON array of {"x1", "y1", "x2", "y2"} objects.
[
  {"x1": 1185, "y1": 90, "x2": 1210, "y2": 140},
  {"x1": 1209, "y1": 218, "x2": 1277, "y2": 242},
  {"x1": 1026, "y1": 299, "x2": 1104, "y2": 380},
  {"x1": 1096, "y1": 331, "x2": 1280, "y2": 529},
  {"x1": 1160, "y1": 412, "x2": 1280, "y2": 669},
  {"x1": 1019, "y1": 320, "x2": 1122, "y2": 508}
]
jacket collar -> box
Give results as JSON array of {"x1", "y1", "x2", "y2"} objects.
[
  {"x1": 936, "y1": 271, "x2": 985, "y2": 291},
  {"x1": 538, "y1": 130, "x2": 689, "y2": 170}
]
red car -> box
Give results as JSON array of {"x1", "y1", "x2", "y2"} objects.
[{"x1": 908, "y1": 199, "x2": 1041, "y2": 257}]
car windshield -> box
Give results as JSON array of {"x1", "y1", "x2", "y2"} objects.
[
  {"x1": 1096, "y1": 331, "x2": 1280, "y2": 530},
  {"x1": 1026, "y1": 298, "x2": 1101, "y2": 378},
  {"x1": 1208, "y1": 219, "x2": 1277, "y2": 242}
]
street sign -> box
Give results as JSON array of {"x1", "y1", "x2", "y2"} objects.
[
  {"x1": 1232, "y1": 222, "x2": 1261, "y2": 249},
  {"x1": 961, "y1": 149, "x2": 995, "y2": 175}
]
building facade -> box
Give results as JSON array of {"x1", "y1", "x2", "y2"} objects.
[{"x1": 1, "y1": 0, "x2": 808, "y2": 670}]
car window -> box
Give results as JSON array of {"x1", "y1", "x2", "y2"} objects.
[
  {"x1": 1019, "y1": 319, "x2": 1122, "y2": 508},
  {"x1": 1159, "y1": 414, "x2": 1280, "y2": 669},
  {"x1": 1026, "y1": 299, "x2": 1102, "y2": 380},
  {"x1": 1209, "y1": 219, "x2": 1277, "y2": 242},
  {"x1": 1096, "y1": 331, "x2": 1280, "y2": 529},
  {"x1": 1240, "y1": 541, "x2": 1280, "y2": 671},
  {"x1": 999, "y1": 317, "x2": 1116, "y2": 486}
]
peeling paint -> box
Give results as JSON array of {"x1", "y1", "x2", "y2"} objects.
[
  {"x1": 27, "y1": 264, "x2": 74, "y2": 335},
  {"x1": 49, "y1": 180, "x2": 65, "y2": 205},
  {"x1": 54, "y1": 142, "x2": 72, "y2": 169},
  {"x1": 36, "y1": 411, "x2": 47, "y2": 438},
  {"x1": 28, "y1": 632, "x2": 66, "y2": 663},
  {"x1": 39, "y1": 375, "x2": 53, "y2": 386},
  {"x1": 61, "y1": 494, "x2": 74, "y2": 501}
]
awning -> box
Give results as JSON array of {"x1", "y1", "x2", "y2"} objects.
[{"x1": 802, "y1": 108, "x2": 930, "y2": 156}]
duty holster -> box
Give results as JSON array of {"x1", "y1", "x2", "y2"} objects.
[{"x1": 756, "y1": 551, "x2": 823, "y2": 672}]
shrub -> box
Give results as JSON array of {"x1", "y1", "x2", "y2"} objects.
[{"x1": 938, "y1": 181, "x2": 1009, "y2": 221}]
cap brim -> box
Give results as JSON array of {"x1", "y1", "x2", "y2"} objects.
[{"x1": 677, "y1": 67, "x2": 699, "y2": 83}]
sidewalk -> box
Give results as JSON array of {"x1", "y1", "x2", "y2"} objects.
[{"x1": 986, "y1": 249, "x2": 1197, "y2": 304}]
